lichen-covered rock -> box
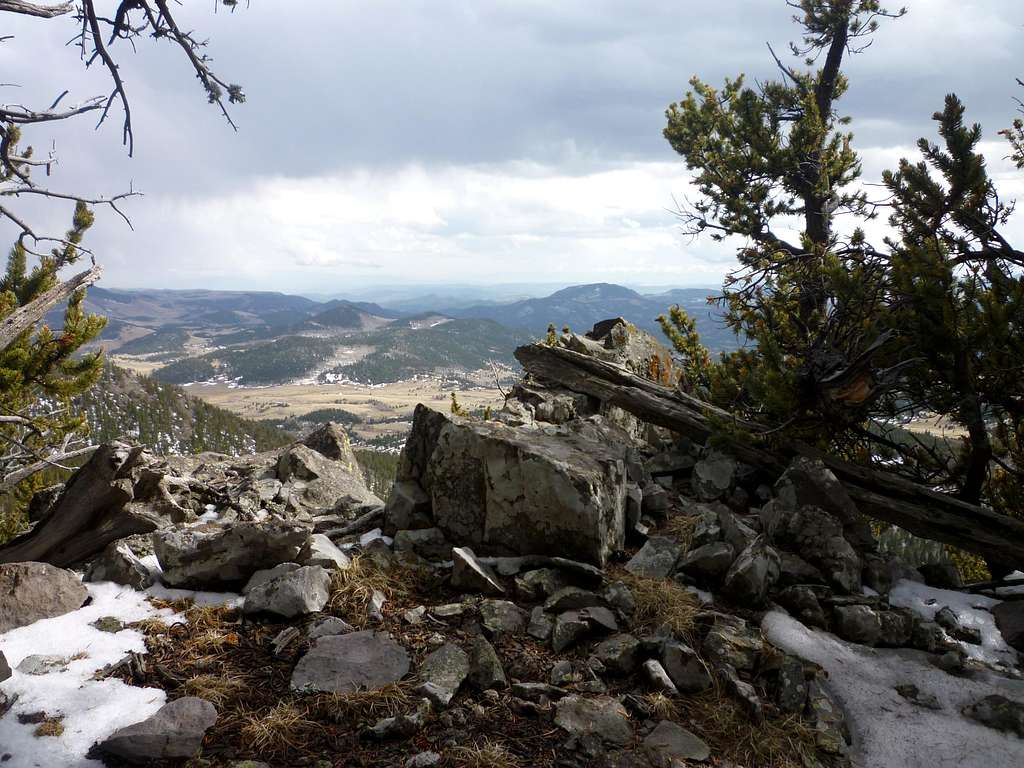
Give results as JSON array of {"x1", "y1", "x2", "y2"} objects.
[
  {"x1": 761, "y1": 502, "x2": 861, "y2": 594},
  {"x1": 661, "y1": 640, "x2": 712, "y2": 693},
  {"x1": 467, "y1": 635, "x2": 507, "y2": 690},
  {"x1": 277, "y1": 442, "x2": 381, "y2": 512},
  {"x1": 553, "y1": 695, "x2": 633, "y2": 746},
  {"x1": 643, "y1": 720, "x2": 711, "y2": 764},
  {"x1": 242, "y1": 563, "x2": 331, "y2": 618},
  {"x1": 721, "y1": 538, "x2": 780, "y2": 607},
  {"x1": 399, "y1": 405, "x2": 628, "y2": 566},
  {"x1": 416, "y1": 642, "x2": 469, "y2": 707},
  {"x1": 97, "y1": 697, "x2": 218, "y2": 763},
  {"x1": 593, "y1": 633, "x2": 642, "y2": 675},
  {"x1": 0, "y1": 562, "x2": 88, "y2": 633},
  {"x1": 479, "y1": 599, "x2": 528, "y2": 636},
  {"x1": 775, "y1": 585, "x2": 828, "y2": 628},
  {"x1": 678, "y1": 541, "x2": 735, "y2": 582},
  {"x1": 832, "y1": 605, "x2": 882, "y2": 646},
  {"x1": 624, "y1": 536, "x2": 682, "y2": 578},
  {"x1": 775, "y1": 457, "x2": 875, "y2": 551},
  {"x1": 692, "y1": 451, "x2": 737, "y2": 501},
  {"x1": 153, "y1": 519, "x2": 311, "y2": 588}
]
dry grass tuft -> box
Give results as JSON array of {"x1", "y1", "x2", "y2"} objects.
[
  {"x1": 236, "y1": 701, "x2": 325, "y2": 758},
  {"x1": 662, "y1": 513, "x2": 698, "y2": 550},
  {"x1": 643, "y1": 692, "x2": 680, "y2": 721},
  {"x1": 130, "y1": 617, "x2": 174, "y2": 636},
  {"x1": 678, "y1": 691, "x2": 820, "y2": 768},
  {"x1": 449, "y1": 741, "x2": 522, "y2": 768},
  {"x1": 181, "y1": 673, "x2": 251, "y2": 707},
  {"x1": 308, "y1": 683, "x2": 411, "y2": 723},
  {"x1": 327, "y1": 555, "x2": 407, "y2": 624},
  {"x1": 620, "y1": 572, "x2": 700, "y2": 638},
  {"x1": 33, "y1": 717, "x2": 64, "y2": 738}
]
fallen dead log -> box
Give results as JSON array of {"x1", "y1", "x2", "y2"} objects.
[
  {"x1": 0, "y1": 443, "x2": 160, "y2": 567},
  {"x1": 515, "y1": 343, "x2": 1024, "y2": 569}
]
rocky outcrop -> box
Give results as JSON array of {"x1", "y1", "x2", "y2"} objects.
[
  {"x1": 386, "y1": 405, "x2": 628, "y2": 566},
  {"x1": 0, "y1": 562, "x2": 88, "y2": 633}
]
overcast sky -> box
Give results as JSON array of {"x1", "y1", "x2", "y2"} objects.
[{"x1": 2, "y1": 0, "x2": 1023, "y2": 296}]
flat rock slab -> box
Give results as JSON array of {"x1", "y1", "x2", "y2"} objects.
[
  {"x1": 553, "y1": 695, "x2": 632, "y2": 746},
  {"x1": 643, "y1": 720, "x2": 711, "y2": 763},
  {"x1": 291, "y1": 630, "x2": 410, "y2": 693},
  {"x1": 98, "y1": 696, "x2": 218, "y2": 763},
  {"x1": 0, "y1": 562, "x2": 88, "y2": 633}
]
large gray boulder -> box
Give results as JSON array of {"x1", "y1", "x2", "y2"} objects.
[
  {"x1": 396, "y1": 405, "x2": 627, "y2": 566},
  {"x1": 242, "y1": 563, "x2": 332, "y2": 618},
  {"x1": 291, "y1": 631, "x2": 410, "y2": 693},
  {"x1": 0, "y1": 562, "x2": 88, "y2": 633},
  {"x1": 96, "y1": 697, "x2": 217, "y2": 763},
  {"x1": 153, "y1": 519, "x2": 311, "y2": 588}
]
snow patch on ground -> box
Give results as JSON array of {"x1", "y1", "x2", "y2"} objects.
[
  {"x1": 889, "y1": 579, "x2": 1018, "y2": 667},
  {"x1": 763, "y1": 609, "x2": 1024, "y2": 768},
  {"x1": 0, "y1": 582, "x2": 171, "y2": 767},
  {"x1": 0, "y1": 577, "x2": 243, "y2": 767}
]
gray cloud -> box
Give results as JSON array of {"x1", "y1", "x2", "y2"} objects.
[{"x1": 1, "y1": 0, "x2": 1022, "y2": 291}]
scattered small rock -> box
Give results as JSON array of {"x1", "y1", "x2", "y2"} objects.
[{"x1": 643, "y1": 720, "x2": 711, "y2": 764}]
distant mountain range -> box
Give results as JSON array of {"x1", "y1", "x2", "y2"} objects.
[
  {"x1": 55, "y1": 282, "x2": 739, "y2": 387},
  {"x1": 446, "y1": 283, "x2": 734, "y2": 352}
]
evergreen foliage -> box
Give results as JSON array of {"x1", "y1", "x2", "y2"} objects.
[
  {"x1": 660, "y1": 1, "x2": 1023, "y2": 526},
  {"x1": 0, "y1": 201, "x2": 106, "y2": 490}
]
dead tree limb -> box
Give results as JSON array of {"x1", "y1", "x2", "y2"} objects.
[
  {"x1": 0, "y1": 263, "x2": 101, "y2": 353},
  {"x1": 0, "y1": 443, "x2": 159, "y2": 567},
  {"x1": 515, "y1": 342, "x2": 1024, "y2": 568}
]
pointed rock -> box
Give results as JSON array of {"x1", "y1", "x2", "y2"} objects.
[{"x1": 451, "y1": 547, "x2": 504, "y2": 595}]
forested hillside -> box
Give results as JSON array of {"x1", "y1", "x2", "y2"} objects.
[{"x1": 78, "y1": 364, "x2": 292, "y2": 456}]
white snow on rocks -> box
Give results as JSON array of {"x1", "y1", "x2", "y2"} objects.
[
  {"x1": 763, "y1": 608, "x2": 1024, "y2": 768},
  {"x1": 889, "y1": 579, "x2": 1018, "y2": 668}
]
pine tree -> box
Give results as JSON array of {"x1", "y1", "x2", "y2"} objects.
[{"x1": 660, "y1": 2, "x2": 1023, "y2": 524}]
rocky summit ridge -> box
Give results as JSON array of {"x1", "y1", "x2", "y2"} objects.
[{"x1": 0, "y1": 318, "x2": 1022, "y2": 768}]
